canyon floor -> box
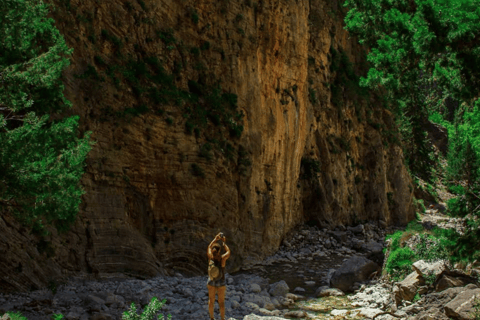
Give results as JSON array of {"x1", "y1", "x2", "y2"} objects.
[{"x1": 0, "y1": 207, "x2": 478, "y2": 320}]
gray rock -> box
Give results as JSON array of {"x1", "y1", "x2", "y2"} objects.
[
  {"x1": 436, "y1": 275, "x2": 468, "y2": 292},
  {"x1": 413, "y1": 260, "x2": 449, "y2": 278},
  {"x1": 329, "y1": 231, "x2": 348, "y2": 244},
  {"x1": 444, "y1": 288, "x2": 480, "y2": 319},
  {"x1": 105, "y1": 293, "x2": 125, "y2": 306},
  {"x1": 413, "y1": 307, "x2": 450, "y2": 320},
  {"x1": 244, "y1": 302, "x2": 260, "y2": 310},
  {"x1": 315, "y1": 287, "x2": 344, "y2": 297},
  {"x1": 91, "y1": 312, "x2": 114, "y2": 320},
  {"x1": 243, "y1": 294, "x2": 272, "y2": 309},
  {"x1": 243, "y1": 314, "x2": 286, "y2": 320},
  {"x1": 355, "y1": 307, "x2": 385, "y2": 319},
  {"x1": 86, "y1": 295, "x2": 106, "y2": 306},
  {"x1": 283, "y1": 310, "x2": 307, "y2": 318},
  {"x1": 422, "y1": 287, "x2": 465, "y2": 309},
  {"x1": 65, "y1": 312, "x2": 81, "y2": 320},
  {"x1": 330, "y1": 256, "x2": 379, "y2": 292},
  {"x1": 348, "y1": 224, "x2": 365, "y2": 235},
  {"x1": 231, "y1": 300, "x2": 240, "y2": 309},
  {"x1": 268, "y1": 281, "x2": 289, "y2": 297},
  {"x1": 250, "y1": 283, "x2": 262, "y2": 293},
  {"x1": 393, "y1": 271, "x2": 425, "y2": 304}
]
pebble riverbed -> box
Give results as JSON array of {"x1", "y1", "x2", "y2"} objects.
[{"x1": 0, "y1": 222, "x2": 393, "y2": 320}]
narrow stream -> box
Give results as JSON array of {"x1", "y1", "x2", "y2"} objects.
[{"x1": 232, "y1": 253, "x2": 349, "y2": 298}]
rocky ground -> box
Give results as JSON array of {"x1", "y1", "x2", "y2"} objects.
[
  {"x1": 0, "y1": 221, "x2": 390, "y2": 320},
  {"x1": 1, "y1": 212, "x2": 480, "y2": 320}
]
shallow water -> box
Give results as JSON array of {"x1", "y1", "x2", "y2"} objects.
[{"x1": 232, "y1": 253, "x2": 348, "y2": 298}]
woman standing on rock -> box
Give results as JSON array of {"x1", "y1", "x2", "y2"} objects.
[{"x1": 207, "y1": 232, "x2": 231, "y2": 320}]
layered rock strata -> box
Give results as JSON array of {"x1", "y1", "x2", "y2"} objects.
[{"x1": 0, "y1": 0, "x2": 414, "y2": 292}]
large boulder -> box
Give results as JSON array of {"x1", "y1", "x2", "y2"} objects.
[
  {"x1": 436, "y1": 275, "x2": 469, "y2": 292},
  {"x1": 422, "y1": 287, "x2": 465, "y2": 309},
  {"x1": 243, "y1": 293, "x2": 273, "y2": 309},
  {"x1": 412, "y1": 260, "x2": 449, "y2": 278},
  {"x1": 363, "y1": 241, "x2": 385, "y2": 266},
  {"x1": 329, "y1": 231, "x2": 348, "y2": 244},
  {"x1": 393, "y1": 271, "x2": 425, "y2": 304},
  {"x1": 444, "y1": 288, "x2": 480, "y2": 320},
  {"x1": 413, "y1": 307, "x2": 450, "y2": 320},
  {"x1": 330, "y1": 256, "x2": 380, "y2": 292},
  {"x1": 347, "y1": 224, "x2": 364, "y2": 235},
  {"x1": 268, "y1": 280, "x2": 289, "y2": 297}
]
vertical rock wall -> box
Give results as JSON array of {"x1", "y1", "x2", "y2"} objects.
[{"x1": 0, "y1": 0, "x2": 414, "y2": 292}]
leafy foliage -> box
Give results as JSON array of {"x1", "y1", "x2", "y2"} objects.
[
  {"x1": 0, "y1": 297, "x2": 170, "y2": 320},
  {"x1": 122, "y1": 297, "x2": 171, "y2": 320},
  {"x1": 384, "y1": 221, "x2": 458, "y2": 280},
  {"x1": 344, "y1": 0, "x2": 480, "y2": 180},
  {"x1": 0, "y1": 0, "x2": 92, "y2": 234}
]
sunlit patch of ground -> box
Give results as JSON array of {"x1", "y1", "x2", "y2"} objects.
[{"x1": 291, "y1": 296, "x2": 367, "y2": 319}]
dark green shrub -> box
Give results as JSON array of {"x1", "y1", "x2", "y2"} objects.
[
  {"x1": 125, "y1": 2, "x2": 133, "y2": 12},
  {"x1": 447, "y1": 196, "x2": 468, "y2": 217},
  {"x1": 200, "y1": 41, "x2": 210, "y2": 51},
  {"x1": 385, "y1": 246, "x2": 416, "y2": 281},
  {"x1": 189, "y1": 8, "x2": 199, "y2": 24},
  {"x1": 301, "y1": 157, "x2": 321, "y2": 179},
  {"x1": 191, "y1": 163, "x2": 205, "y2": 177},
  {"x1": 157, "y1": 28, "x2": 176, "y2": 46},
  {"x1": 199, "y1": 143, "x2": 213, "y2": 160},
  {"x1": 137, "y1": 0, "x2": 146, "y2": 11}
]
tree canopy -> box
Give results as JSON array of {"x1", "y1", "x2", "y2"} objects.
[
  {"x1": 344, "y1": 0, "x2": 480, "y2": 179},
  {"x1": 0, "y1": 0, "x2": 92, "y2": 234}
]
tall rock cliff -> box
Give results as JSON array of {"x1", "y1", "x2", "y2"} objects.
[{"x1": 0, "y1": 0, "x2": 414, "y2": 292}]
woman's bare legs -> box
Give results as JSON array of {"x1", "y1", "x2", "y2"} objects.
[
  {"x1": 217, "y1": 286, "x2": 226, "y2": 320},
  {"x1": 207, "y1": 285, "x2": 217, "y2": 319}
]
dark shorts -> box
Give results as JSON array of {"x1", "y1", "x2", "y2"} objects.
[{"x1": 207, "y1": 278, "x2": 226, "y2": 287}]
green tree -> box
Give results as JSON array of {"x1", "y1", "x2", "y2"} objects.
[
  {"x1": 343, "y1": 0, "x2": 480, "y2": 179},
  {"x1": 0, "y1": 0, "x2": 93, "y2": 234}
]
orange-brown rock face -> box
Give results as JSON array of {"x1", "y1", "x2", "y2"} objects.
[{"x1": 0, "y1": 0, "x2": 414, "y2": 292}]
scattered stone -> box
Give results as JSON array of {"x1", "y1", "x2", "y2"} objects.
[
  {"x1": 243, "y1": 314, "x2": 285, "y2": 320},
  {"x1": 283, "y1": 310, "x2": 307, "y2": 318},
  {"x1": 356, "y1": 307, "x2": 385, "y2": 319},
  {"x1": 348, "y1": 224, "x2": 365, "y2": 235},
  {"x1": 331, "y1": 309, "x2": 349, "y2": 316},
  {"x1": 250, "y1": 283, "x2": 262, "y2": 293},
  {"x1": 315, "y1": 286, "x2": 344, "y2": 297}
]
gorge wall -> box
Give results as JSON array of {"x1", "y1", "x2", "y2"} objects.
[{"x1": 0, "y1": 0, "x2": 415, "y2": 292}]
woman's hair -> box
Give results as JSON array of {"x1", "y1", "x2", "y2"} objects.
[{"x1": 211, "y1": 243, "x2": 222, "y2": 259}]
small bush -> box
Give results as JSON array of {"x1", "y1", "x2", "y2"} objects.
[
  {"x1": 191, "y1": 163, "x2": 205, "y2": 177},
  {"x1": 385, "y1": 246, "x2": 416, "y2": 281},
  {"x1": 199, "y1": 143, "x2": 213, "y2": 160},
  {"x1": 189, "y1": 8, "x2": 199, "y2": 24},
  {"x1": 122, "y1": 297, "x2": 171, "y2": 320},
  {"x1": 301, "y1": 157, "x2": 321, "y2": 179},
  {"x1": 200, "y1": 41, "x2": 210, "y2": 51},
  {"x1": 413, "y1": 198, "x2": 426, "y2": 213},
  {"x1": 137, "y1": 0, "x2": 147, "y2": 11},
  {"x1": 447, "y1": 196, "x2": 468, "y2": 217}
]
